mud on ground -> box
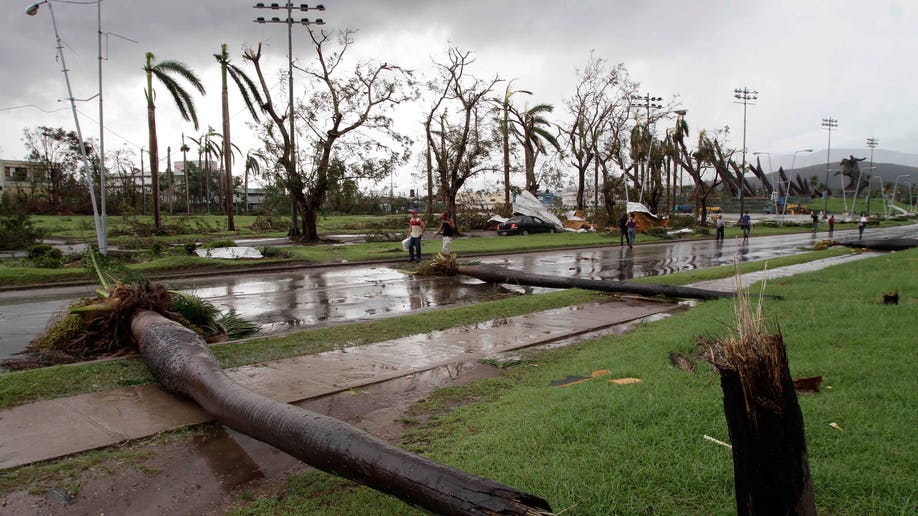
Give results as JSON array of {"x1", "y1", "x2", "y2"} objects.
[{"x1": 0, "y1": 362, "x2": 500, "y2": 516}]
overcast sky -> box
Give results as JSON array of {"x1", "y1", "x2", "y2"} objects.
[{"x1": 2, "y1": 0, "x2": 916, "y2": 192}]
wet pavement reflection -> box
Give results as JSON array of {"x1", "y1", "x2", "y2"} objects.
[{"x1": 1, "y1": 224, "x2": 915, "y2": 359}]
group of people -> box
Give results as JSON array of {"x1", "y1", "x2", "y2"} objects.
[
  {"x1": 406, "y1": 209, "x2": 455, "y2": 263},
  {"x1": 408, "y1": 205, "x2": 873, "y2": 262},
  {"x1": 617, "y1": 213, "x2": 637, "y2": 248},
  {"x1": 713, "y1": 211, "x2": 750, "y2": 242}
]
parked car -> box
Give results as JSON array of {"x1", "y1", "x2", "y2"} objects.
[{"x1": 496, "y1": 215, "x2": 557, "y2": 236}]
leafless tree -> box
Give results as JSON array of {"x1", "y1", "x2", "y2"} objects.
[{"x1": 424, "y1": 47, "x2": 501, "y2": 218}]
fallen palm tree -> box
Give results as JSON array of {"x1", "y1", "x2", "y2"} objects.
[
  {"x1": 420, "y1": 253, "x2": 747, "y2": 301},
  {"x1": 839, "y1": 238, "x2": 918, "y2": 252},
  {"x1": 22, "y1": 250, "x2": 552, "y2": 514},
  {"x1": 131, "y1": 309, "x2": 553, "y2": 515}
]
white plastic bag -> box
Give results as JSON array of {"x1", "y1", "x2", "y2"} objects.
[{"x1": 401, "y1": 236, "x2": 411, "y2": 251}]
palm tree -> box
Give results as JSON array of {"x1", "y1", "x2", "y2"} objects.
[
  {"x1": 215, "y1": 43, "x2": 264, "y2": 230},
  {"x1": 144, "y1": 52, "x2": 205, "y2": 229},
  {"x1": 180, "y1": 134, "x2": 191, "y2": 213},
  {"x1": 508, "y1": 103, "x2": 560, "y2": 193},
  {"x1": 498, "y1": 81, "x2": 532, "y2": 204},
  {"x1": 243, "y1": 150, "x2": 265, "y2": 215},
  {"x1": 189, "y1": 129, "x2": 221, "y2": 213}
]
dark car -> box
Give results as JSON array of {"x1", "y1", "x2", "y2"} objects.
[{"x1": 497, "y1": 215, "x2": 558, "y2": 236}]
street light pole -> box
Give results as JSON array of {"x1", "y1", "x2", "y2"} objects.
[
  {"x1": 734, "y1": 87, "x2": 758, "y2": 215},
  {"x1": 821, "y1": 117, "x2": 838, "y2": 217},
  {"x1": 892, "y1": 174, "x2": 910, "y2": 212},
  {"x1": 753, "y1": 151, "x2": 773, "y2": 214},
  {"x1": 254, "y1": 3, "x2": 326, "y2": 238},
  {"x1": 96, "y1": 0, "x2": 108, "y2": 254},
  {"x1": 27, "y1": 0, "x2": 105, "y2": 253},
  {"x1": 629, "y1": 93, "x2": 662, "y2": 207}
]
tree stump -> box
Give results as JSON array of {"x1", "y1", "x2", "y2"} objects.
[{"x1": 700, "y1": 288, "x2": 816, "y2": 515}]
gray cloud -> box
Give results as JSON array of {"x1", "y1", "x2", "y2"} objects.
[{"x1": 2, "y1": 0, "x2": 916, "y2": 184}]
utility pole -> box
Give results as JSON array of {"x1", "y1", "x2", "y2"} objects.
[
  {"x1": 821, "y1": 117, "x2": 838, "y2": 217},
  {"x1": 734, "y1": 87, "x2": 758, "y2": 215},
  {"x1": 254, "y1": 2, "x2": 326, "y2": 238}
]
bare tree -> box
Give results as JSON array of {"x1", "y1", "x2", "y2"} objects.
[
  {"x1": 245, "y1": 29, "x2": 413, "y2": 242},
  {"x1": 425, "y1": 48, "x2": 501, "y2": 218},
  {"x1": 562, "y1": 54, "x2": 625, "y2": 212},
  {"x1": 672, "y1": 127, "x2": 725, "y2": 222}
]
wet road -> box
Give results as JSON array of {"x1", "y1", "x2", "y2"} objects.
[{"x1": 1, "y1": 224, "x2": 915, "y2": 359}]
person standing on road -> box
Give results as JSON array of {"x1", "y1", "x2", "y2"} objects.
[
  {"x1": 434, "y1": 212, "x2": 456, "y2": 255},
  {"x1": 858, "y1": 213, "x2": 868, "y2": 239},
  {"x1": 740, "y1": 211, "x2": 751, "y2": 240},
  {"x1": 828, "y1": 214, "x2": 836, "y2": 237},
  {"x1": 626, "y1": 212, "x2": 636, "y2": 248},
  {"x1": 715, "y1": 214, "x2": 725, "y2": 241},
  {"x1": 618, "y1": 212, "x2": 628, "y2": 246},
  {"x1": 407, "y1": 209, "x2": 426, "y2": 262},
  {"x1": 811, "y1": 212, "x2": 819, "y2": 233}
]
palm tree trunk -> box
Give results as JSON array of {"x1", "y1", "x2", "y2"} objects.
[
  {"x1": 221, "y1": 47, "x2": 236, "y2": 231},
  {"x1": 456, "y1": 263, "x2": 748, "y2": 301},
  {"x1": 130, "y1": 310, "x2": 552, "y2": 516},
  {"x1": 146, "y1": 81, "x2": 161, "y2": 229}
]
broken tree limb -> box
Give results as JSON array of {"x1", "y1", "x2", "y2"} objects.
[
  {"x1": 131, "y1": 310, "x2": 552, "y2": 516},
  {"x1": 457, "y1": 263, "x2": 749, "y2": 301}
]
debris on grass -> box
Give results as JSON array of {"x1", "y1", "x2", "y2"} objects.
[
  {"x1": 608, "y1": 377, "x2": 642, "y2": 385},
  {"x1": 793, "y1": 375, "x2": 824, "y2": 394}
]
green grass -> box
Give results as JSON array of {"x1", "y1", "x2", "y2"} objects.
[{"x1": 233, "y1": 248, "x2": 918, "y2": 515}]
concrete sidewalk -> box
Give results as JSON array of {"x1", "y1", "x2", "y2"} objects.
[{"x1": 0, "y1": 299, "x2": 673, "y2": 470}]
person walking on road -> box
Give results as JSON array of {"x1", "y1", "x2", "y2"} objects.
[
  {"x1": 858, "y1": 213, "x2": 868, "y2": 239},
  {"x1": 811, "y1": 212, "x2": 819, "y2": 233},
  {"x1": 828, "y1": 214, "x2": 836, "y2": 237},
  {"x1": 434, "y1": 212, "x2": 456, "y2": 255},
  {"x1": 715, "y1": 214, "x2": 725, "y2": 241},
  {"x1": 740, "y1": 211, "x2": 751, "y2": 240},
  {"x1": 626, "y1": 213, "x2": 637, "y2": 248},
  {"x1": 407, "y1": 209, "x2": 426, "y2": 262},
  {"x1": 618, "y1": 212, "x2": 628, "y2": 246}
]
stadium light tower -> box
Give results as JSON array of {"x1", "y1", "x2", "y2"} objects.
[{"x1": 734, "y1": 87, "x2": 758, "y2": 214}]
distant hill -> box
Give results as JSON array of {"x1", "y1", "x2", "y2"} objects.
[
  {"x1": 762, "y1": 149, "x2": 918, "y2": 171},
  {"x1": 765, "y1": 162, "x2": 918, "y2": 188}
]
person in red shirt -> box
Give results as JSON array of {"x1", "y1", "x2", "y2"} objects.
[{"x1": 407, "y1": 209, "x2": 426, "y2": 262}]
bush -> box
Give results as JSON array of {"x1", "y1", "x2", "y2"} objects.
[
  {"x1": 250, "y1": 215, "x2": 289, "y2": 232},
  {"x1": 455, "y1": 211, "x2": 491, "y2": 231},
  {"x1": 694, "y1": 227, "x2": 711, "y2": 236},
  {"x1": 645, "y1": 227, "x2": 674, "y2": 240},
  {"x1": 183, "y1": 243, "x2": 198, "y2": 255},
  {"x1": 0, "y1": 213, "x2": 48, "y2": 250},
  {"x1": 258, "y1": 246, "x2": 289, "y2": 258},
  {"x1": 27, "y1": 244, "x2": 64, "y2": 269},
  {"x1": 203, "y1": 239, "x2": 237, "y2": 249}
]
